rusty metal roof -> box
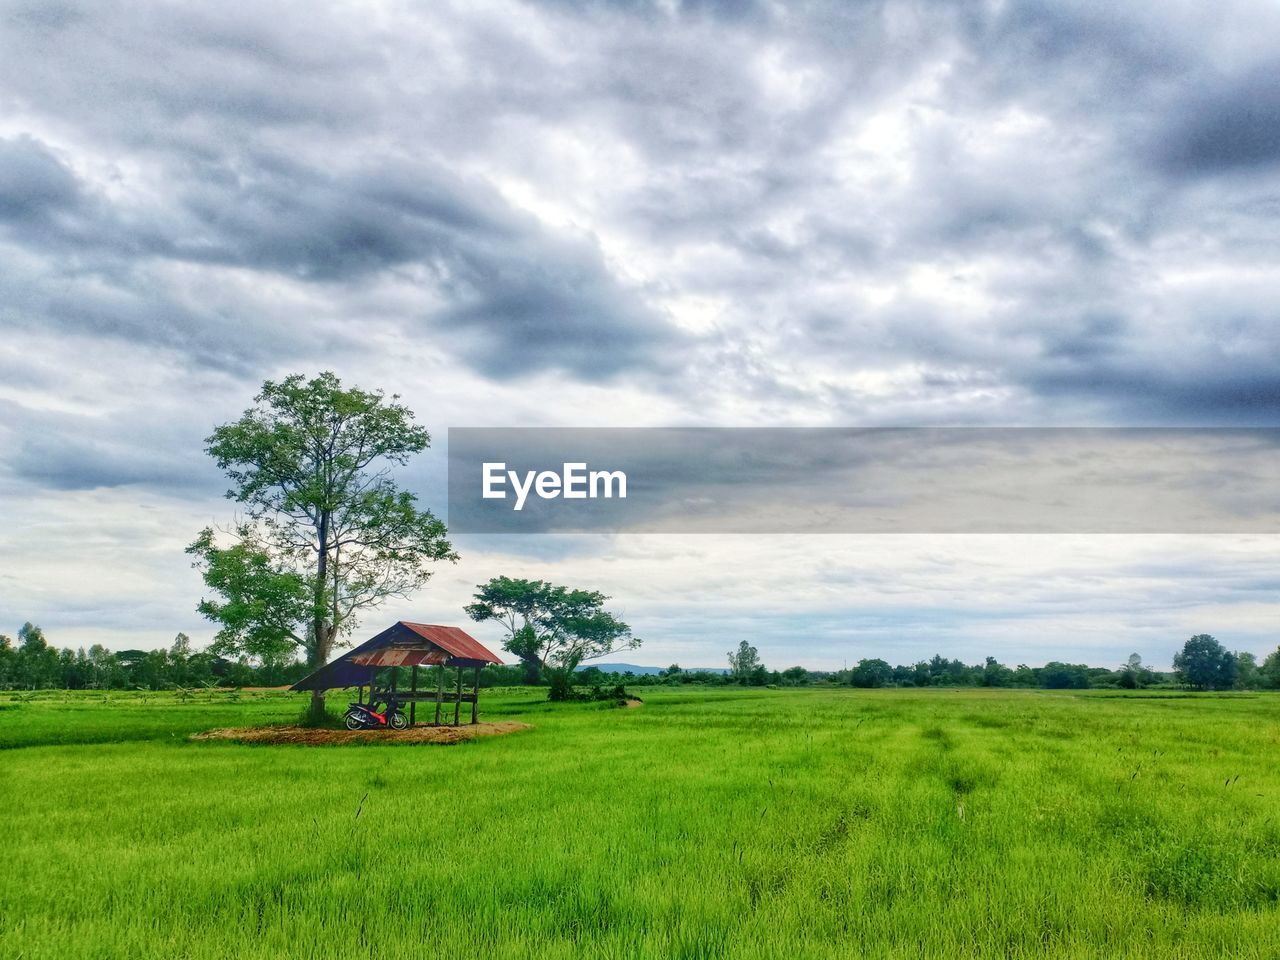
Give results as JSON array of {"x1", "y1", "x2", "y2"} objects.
[
  {"x1": 289, "y1": 621, "x2": 503, "y2": 691},
  {"x1": 398, "y1": 622, "x2": 503, "y2": 664}
]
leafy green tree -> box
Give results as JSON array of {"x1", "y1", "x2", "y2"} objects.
[
  {"x1": 464, "y1": 579, "x2": 550, "y2": 683},
  {"x1": 982, "y1": 656, "x2": 1014, "y2": 687},
  {"x1": 225, "y1": 657, "x2": 256, "y2": 687},
  {"x1": 134, "y1": 649, "x2": 171, "y2": 690},
  {"x1": 851, "y1": 658, "x2": 893, "y2": 688},
  {"x1": 465, "y1": 577, "x2": 639, "y2": 695},
  {"x1": 57, "y1": 648, "x2": 77, "y2": 688},
  {"x1": 1040, "y1": 662, "x2": 1091, "y2": 689},
  {"x1": 0, "y1": 634, "x2": 13, "y2": 686},
  {"x1": 1261, "y1": 646, "x2": 1280, "y2": 689},
  {"x1": 1173, "y1": 634, "x2": 1237, "y2": 691},
  {"x1": 1234, "y1": 651, "x2": 1260, "y2": 690},
  {"x1": 1118, "y1": 652, "x2": 1153, "y2": 689},
  {"x1": 61, "y1": 648, "x2": 95, "y2": 689},
  {"x1": 188, "y1": 372, "x2": 456, "y2": 719},
  {"x1": 168, "y1": 633, "x2": 193, "y2": 686},
  {"x1": 781, "y1": 665, "x2": 808, "y2": 685},
  {"x1": 114, "y1": 649, "x2": 147, "y2": 687},
  {"x1": 15, "y1": 623, "x2": 58, "y2": 688},
  {"x1": 910, "y1": 661, "x2": 932, "y2": 687},
  {"x1": 186, "y1": 650, "x2": 217, "y2": 687},
  {"x1": 1012, "y1": 664, "x2": 1037, "y2": 687},
  {"x1": 87, "y1": 644, "x2": 124, "y2": 689},
  {"x1": 728, "y1": 640, "x2": 761, "y2": 684}
]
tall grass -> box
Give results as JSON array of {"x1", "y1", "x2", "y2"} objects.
[{"x1": 1, "y1": 687, "x2": 1277, "y2": 958}]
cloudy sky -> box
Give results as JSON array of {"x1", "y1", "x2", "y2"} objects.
[{"x1": 1, "y1": 0, "x2": 1278, "y2": 669}]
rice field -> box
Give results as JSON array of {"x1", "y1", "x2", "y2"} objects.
[{"x1": 2, "y1": 686, "x2": 1278, "y2": 959}]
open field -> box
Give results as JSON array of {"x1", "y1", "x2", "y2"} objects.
[{"x1": 3, "y1": 687, "x2": 1279, "y2": 959}]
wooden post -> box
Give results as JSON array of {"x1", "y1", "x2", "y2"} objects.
[
  {"x1": 410, "y1": 665, "x2": 418, "y2": 727},
  {"x1": 435, "y1": 665, "x2": 443, "y2": 726},
  {"x1": 471, "y1": 666, "x2": 480, "y2": 724},
  {"x1": 357, "y1": 684, "x2": 363, "y2": 705},
  {"x1": 454, "y1": 666, "x2": 462, "y2": 726}
]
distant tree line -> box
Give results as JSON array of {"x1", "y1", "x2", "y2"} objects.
[
  {"x1": 3, "y1": 624, "x2": 1276, "y2": 694},
  {"x1": 558, "y1": 636, "x2": 1280, "y2": 693},
  {"x1": 0, "y1": 623, "x2": 310, "y2": 691}
]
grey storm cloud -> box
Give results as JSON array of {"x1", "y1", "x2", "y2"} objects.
[
  {"x1": 0, "y1": 398, "x2": 221, "y2": 493},
  {"x1": 0, "y1": 0, "x2": 1279, "y2": 484},
  {"x1": 0, "y1": 136, "x2": 82, "y2": 222},
  {"x1": 1156, "y1": 64, "x2": 1280, "y2": 175},
  {"x1": 0, "y1": 134, "x2": 684, "y2": 378}
]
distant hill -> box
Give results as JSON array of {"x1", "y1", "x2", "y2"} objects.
[{"x1": 580, "y1": 663, "x2": 730, "y2": 676}]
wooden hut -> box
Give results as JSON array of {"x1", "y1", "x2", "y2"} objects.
[{"x1": 290, "y1": 622, "x2": 503, "y2": 726}]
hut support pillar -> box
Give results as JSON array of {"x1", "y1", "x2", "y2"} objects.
[
  {"x1": 454, "y1": 666, "x2": 463, "y2": 726},
  {"x1": 471, "y1": 666, "x2": 480, "y2": 724},
  {"x1": 435, "y1": 665, "x2": 444, "y2": 726},
  {"x1": 409, "y1": 665, "x2": 418, "y2": 726}
]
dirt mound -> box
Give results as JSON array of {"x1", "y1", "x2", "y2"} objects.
[{"x1": 191, "y1": 721, "x2": 531, "y2": 746}]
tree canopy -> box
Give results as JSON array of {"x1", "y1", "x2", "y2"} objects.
[
  {"x1": 728, "y1": 640, "x2": 767, "y2": 684},
  {"x1": 1173, "y1": 634, "x2": 1237, "y2": 691},
  {"x1": 465, "y1": 576, "x2": 639, "y2": 689}
]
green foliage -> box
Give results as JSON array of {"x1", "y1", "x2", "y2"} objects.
[
  {"x1": 186, "y1": 527, "x2": 310, "y2": 662},
  {"x1": 727, "y1": 640, "x2": 763, "y2": 683},
  {"x1": 545, "y1": 663, "x2": 576, "y2": 702},
  {"x1": 1040, "y1": 661, "x2": 1093, "y2": 689},
  {"x1": 1119, "y1": 652, "x2": 1153, "y2": 689},
  {"x1": 981, "y1": 656, "x2": 1014, "y2": 687},
  {"x1": 466, "y1": 576, "x2": 639, "y2": 690},
  {"x1": 850, "y1": 658, "x2": 892, "y2": 688},
  {"x1": 1262, "y1": 646, "x2": 1280, "y2": 689},
  {"x1": 0, "y1": 624, "x2": 310, "y2": 692},
  {"x1": 1174, "y1": 634, "x2": 1238, "y2": 691},
  {"x1": 1234, "y1": 651, "x2": 1260, "y2": 691}
]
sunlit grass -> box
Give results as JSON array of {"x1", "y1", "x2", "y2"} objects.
[{"x1": 2, "y1": 687, "x2": 1278, "y2": 958}]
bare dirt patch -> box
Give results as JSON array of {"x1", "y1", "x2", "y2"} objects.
[
  {"x1": 191, "y1": 721, "x2": 531, "y2": 746},
  {"x1": 623, "y1": 699, "x2": 643, "y2": 708}
]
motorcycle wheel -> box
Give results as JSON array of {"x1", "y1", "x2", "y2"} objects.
[
  {"x1": 389, "y1": 711, "x2": 409, "y2": 730},
  {"x1": 344, "y1": 712, "x2": 366, "y2": 731}
]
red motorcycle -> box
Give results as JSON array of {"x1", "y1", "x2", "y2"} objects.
[{"x1": 344, "y1": 700, "x2": 409, "y2": 731}]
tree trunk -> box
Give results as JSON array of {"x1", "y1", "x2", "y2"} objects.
[
  {"x1": 307, "y1": 510, "x2": 332, "y2": 724},
  {"x1": 306, "y1": 621, "x2": 334, "y2": 724}
]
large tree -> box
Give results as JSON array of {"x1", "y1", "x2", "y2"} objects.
[
  {"x1": 1173, "y1": 634, "x2": 1237, "y2": 691},
  {"x1": 464, "y1": 576, "x2": 639, "y2": 692},
  {"x1": 1261, "y1": 646, "x2": 1280, "y2": 690},
  {"x1": 851, "y1": 657, "x2": 893, "y2": 688},
  {"x1": 15, "y1": 622, "x2": 58, "y2": 689},
  {"x1": 728, "y1": 640, "x2": 762, "y2": 684},
  {"x1": 188, "y1": 372, "x2": 456, "y2": 719}
]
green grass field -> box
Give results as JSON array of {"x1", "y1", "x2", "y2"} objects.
[{"x1": 3, "y1": 686, "x2": 1278, "y2": 959}]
